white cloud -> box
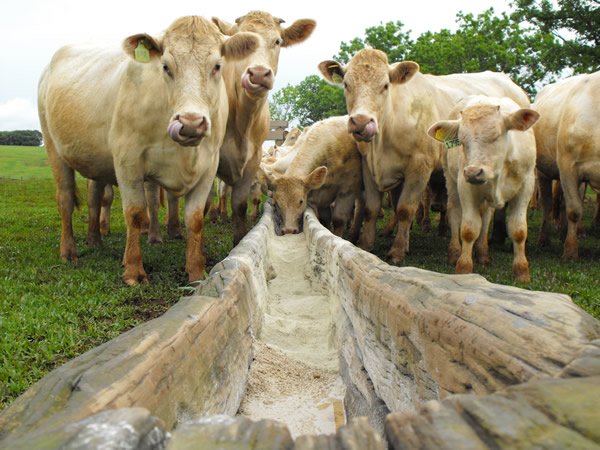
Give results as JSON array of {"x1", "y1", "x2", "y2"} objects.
[{"x1": 0, "y1": 98, "x2": 40, "y2": 131}]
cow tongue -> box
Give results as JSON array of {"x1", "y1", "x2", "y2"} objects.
[
  {"x1": 364, "y1": 121, "x2": 377, "y2": 139},
  {"x1": 241, "y1": 72, "x2": 261, "y2": 92},
  {"x1": 168, "y1": 121, "x2": 184, "y2": 141}
]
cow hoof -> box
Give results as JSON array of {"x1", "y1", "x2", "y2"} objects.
[
  {"x1": 148, "y1": 235, "x2": 163, "y2": 244},
  {"x1": 387, "y1": 249, "x2": 406, "y2": 265},
  {"x1": 123, "y1": 270, "x2": 149, "y2": 286}
]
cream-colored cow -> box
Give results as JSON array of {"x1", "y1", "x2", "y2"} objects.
[
  {"x1": 38, "y1": 16, "x2": 259, "y2": 285},
  {"x1": 533, "y1": 71, "x2": 600, "y2": 260},
  {"x1": 260, "y1": 116, "x2": 362, "y2": 239},
  {"x1": 428, "y1": 96, "x2": 539, "y2": 282},
  {"x1": 319, "y1": 49, "x2": 529, "y2": 263},
  {"x1": 212, "y1": 11, "x2": 316, "y2": 245}
]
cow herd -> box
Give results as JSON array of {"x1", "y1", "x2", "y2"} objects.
[{"x1": 37, "y1": 11, "x2": 600, "y2": 286}]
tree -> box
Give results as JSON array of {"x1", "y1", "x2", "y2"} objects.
[
  {"x1": 335, "y1": 20, "x2": 413, "y2": 64},
  {"x1": 270, "y1": 76, "x2": 346, "y2": 127},
  {"x1": 512, "y1": 0, "x2": 600, "y2": 74},
  {"x1": 0, "y1": 130, "x2": 43, "y2": 146},
  {"x1": 408, "y1": 9, "x2": 559, "y2": 96}
]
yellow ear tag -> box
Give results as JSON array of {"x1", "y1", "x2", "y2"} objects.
[
  {"x1": 134, "y1": 40, "x2": 150, "y2": 63},
  {"x1": 435, "y1": 128, "x2": 461, "y2": 148},
  {"x1": 435, "y1": 128, "x2": 445, "y2": 141}
]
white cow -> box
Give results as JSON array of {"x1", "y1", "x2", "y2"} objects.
[
  {"x1": 38, "y1": 16, "x2": 258, "y2": 285},
  {"x1": 533, "y1": 71, "x2": 600, "y2": 259},
  {"x1": 428, "y1": 95, "x2": 539, "y2": 282}
]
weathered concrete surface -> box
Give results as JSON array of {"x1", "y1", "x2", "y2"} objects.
[{"x1": 0, "y1": 204, "x2": 599, "y2": 449}]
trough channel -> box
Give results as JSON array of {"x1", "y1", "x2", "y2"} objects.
[{"x1": 0, "y1": 203, "x2": 599, "y2": 449}]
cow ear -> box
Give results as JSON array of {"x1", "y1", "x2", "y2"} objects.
[
  {"x1": 304, "y1": 166, "x2": 328, "y2": 190},
  {"x1": 505, "y1": 109, "x2": 540, "y2": 131},
  {"x1": 258, "y1": 163, "x2": 280, "y2": 190},
  {"x1": 318, "y1": 60, "x2": 345, "y2": 86},
  {"x1": 281, "y1": 19, "x2": 316, "y2": 47},
  {"x1": 389, "y1": 61, "x2": 419, "y2": 85},
  {"x1": 212, "y1": 17, "x2": 236, "y2": 36},
  {"x1": 221, "y1": 32, "x2": 259, "y2": 61},
  {"x1": 123, "y1": 34, "x2": 162, "y2": 62},
  {"x1": 427, "y1": 121, "x2": 461, "y2": 148}
]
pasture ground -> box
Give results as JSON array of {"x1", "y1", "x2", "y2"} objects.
[{"x1": 1, "y1": 145, "x2": 599, "y2": 410}]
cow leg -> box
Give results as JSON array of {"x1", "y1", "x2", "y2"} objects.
[
  {"x1": 184, "y1": 179, "x2": 214, "y2": 282},
  {"x1": 331, "y1": 191, "x2": 355, "y2": 237},
  {"x1": 248, "y1": 181, "x2": 262, "y2": 223},
  {"x1": 456, "y1": 204, "x2": 481, "y2": 275},
  {"x1": 231, "y1": 153, "x2": 260, "y2": 246},
  {"x1": 418, "y1": 184, "x2": 432, "y2": 232},
  {"x1": 144, "y1": 181, "x2": 163, "y2": 244},
  {"x1": 87, "y1": 179, "x2": 105, "y2": 247},
  {"x1": 217, "y1": 180, "x2": 231, "y2": 222},
  {"x1": 537, "y1": 171, "x2": 553, "y2": 247},
  {"x1": 445, "y1": 178, "x2": 462, "y2": 265},
  {"x1": 507, "y1": 179, "x2": 533, "y2": 283},
  {"x1": 117, "y1": 176, "x2": 149, "y2": 285},
  {"x1": 594, "y1": 193, "x2": 600, "y2": 227},
  {"x1": 99, "y1": 184, "x2": 114, "y2": 236},
  {"x1": 388, "y1": 169, "x2": 430, "y2": 263},
  {"x1": 45, "y1": 136, "x2": 79, "y2": 262},
  {"x1": 474, "y1": 205, "x2": 493, "y2": 265},
  {"x1": 166, "y1": 192, "x2": 183, "y2": 240},
  {"x1": 559, "y1": 164, "x2": 582, "y2": 260},
  {"x1": 358, "y1": 162, "x2": 381, "y2": 251},
  {"x1": 383, "y1": 185, "x2": 401, "y2": 236},
  {"x1": 348, "y1": 195, "x2": 365, "y2": 244}
]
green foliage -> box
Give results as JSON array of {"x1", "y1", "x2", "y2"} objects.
[
  {"x1": 335, "y1": 20, "x2": 413, "y2": 64},
  {"x1": 513, "y1": 0, "x2": 600, "y2": 74},
  {"x1": 270, "y1": 75, "x2": 346, "y2": 127},
  {"x1": 0, "y1": 130, "x2": 43, "y2": 146},
  {"x1": 409, "y1": 9, "x2": 559, "y2": 96}
]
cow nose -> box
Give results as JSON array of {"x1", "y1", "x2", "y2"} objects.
[
  {"x1": 464, "y1": 165, "x2": 486, "y2": 184},
  {"x1": 168, "y1": 113, "x2": 209, "y2": 146},
  {"x1": 282, "y1": 226, "x2": 299, "y2": 235},
  {"x1": 247, "y1": 66, "x2": 274, "y2": 89},
  {"x1": 348, "y1": 114, "x2": 378, "y2": 142}
]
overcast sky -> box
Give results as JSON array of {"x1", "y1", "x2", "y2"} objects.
[{"x1": 0, "y1": 0, "x2": 511, "y2": 131}]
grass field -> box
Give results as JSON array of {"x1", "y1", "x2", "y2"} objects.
[{"x1": 0, "y1": 145, "x2": 599, "y2": 411}]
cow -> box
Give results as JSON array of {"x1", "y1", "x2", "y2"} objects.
[
  {"x1": 533, "y1": 71, "x2": 600, "y2": 259},
  {"x1": 38, "y1": 16, "x2": 259, "y2": 285},
  {"x1": 319, "y1": 49, "x2": 529, "y2": 263},
  {"x1": 259, "y1": 116, "x2": 362, "y2": 239},
  {"x1": 211, "y1": 11, "x2": 316, "y2": 245},
  {"x1": 427, "y1": 95, "x2": 539, "y2": 282}
]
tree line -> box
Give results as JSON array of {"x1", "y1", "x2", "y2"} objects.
[
  {"x1": 0, "y1": 130, "x2": 43, "y2": 146},
  {"x1": 270, "y1": 0, "x2": 599, "y2": 127}
]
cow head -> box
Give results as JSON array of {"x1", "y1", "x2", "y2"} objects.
[
  {"x1": 319, "y1": 49, "x2": 419, "y2": 143},
  {"x1": 427, "y1": 100, "x2": 539, "y2": 185},
  {"x1": 123, "y1": 16, "x2": 259, "y2": 146},
  {"x1": 259, "y1": 163, "x2": 327, "y2": 235},
  {"x1": 213, "y1": 11, "x2": 315, "y2": 99}
]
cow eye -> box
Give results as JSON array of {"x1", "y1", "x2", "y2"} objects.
[
  {"x1": 383, "y1": 83, "x2": 389, "y2": 91},
  {"x1": 212, "y1": 63, "x2": 221, "y2": 75},
  {"x1": 343, "y1": 81, "x2": 349, "y2": 90},
  {"x1": 274, "y1": 38, "x2": 282, "y2": 46},
  {"x1": 163, "y1": 64, "x2": 172, "y2": 77},
  {"x1": 299, "y1": 199, "x2": 304, "y2": 205}
]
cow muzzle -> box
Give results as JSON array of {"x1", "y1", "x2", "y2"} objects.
[
  {"x1": 464, "y1": 165, "x2": 488, "y2": 185},
  {"x1": 168, "y1": 113, "x2": 209, "y2": 147},
  {"x1": 348, "y1": 114, "x2": 378, "y2": 142},
  {"x1": 241, "y1": 65, "x2": 274, "y2": 95}
]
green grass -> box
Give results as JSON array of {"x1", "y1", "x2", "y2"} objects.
[
  {"x1": 0, "y1": 145, "x2": 52, "y2": 179},
  {"x1": 0, "y1": 145, "x2": 599, "y2": 412}
]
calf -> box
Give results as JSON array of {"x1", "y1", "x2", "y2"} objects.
[
  {"x1": 38, "y1": 16, "x2": 258, "y2": 285},
  {"x1": 260, "y1": 116, "x2": 362, "y2": 238},
  {"x1": 427, "y1": 96, "x2": 539, "y2": 282}
]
